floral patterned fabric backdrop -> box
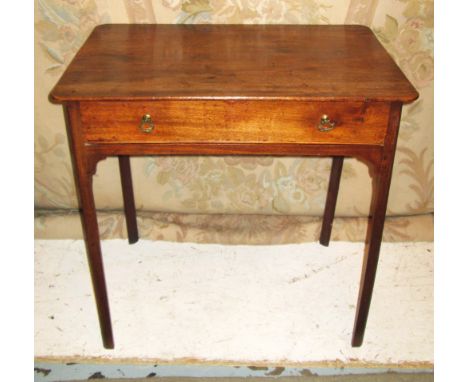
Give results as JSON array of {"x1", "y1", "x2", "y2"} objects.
[{"x1": 35, "y1": 0, "x2": 433, "y2": 223}]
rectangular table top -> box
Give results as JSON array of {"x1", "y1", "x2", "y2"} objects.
[{"x1": 50, "y1": 24, "x2": 418, "y2": 103}]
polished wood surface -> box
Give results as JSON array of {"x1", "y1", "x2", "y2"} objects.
[
  {"x1": 63, "y1": 103, "x2": 114, "y2": 349},
  {"x1": 352, "y1": 102, "x2": 403, "y2": 347},
  {"x1": 50, "y1": 24, "x2": 418, "y2": 103},
  {"x1": 118, "y1": 156, "x2": 139, "y2": 244},
  {"x1": 50, "y1": 24, "x2": 418, "y2": 349},
  {"x1": 320, "y1": 156, "x2": 344, "y2": 247},
  {"x1": 79, "y1": 100, "x2": 389, "y2": 145}
]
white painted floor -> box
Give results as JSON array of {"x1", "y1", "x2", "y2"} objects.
[{"x1": 34, "y1": 240, "x2": 433, "y2": 366}]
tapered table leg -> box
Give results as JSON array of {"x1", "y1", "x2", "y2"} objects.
[
  {"x1": 351, "y1": 162, "x2": 393, "y2": 347},
  {"x1": 77, "y1": 172, "x2": 115, "y2": 349},
  {"x1": 64, "y1": 104, "x2": 114, "y2": 349},
  {"x1": 320, "y1": 156, "x2": 344, "y2": 246},
  {"x1": 351, "y1": 102, "x2": 402, "y2": 347},
  {"x1": 118, "y1": 156, "x2": 139, "y2": 244}
]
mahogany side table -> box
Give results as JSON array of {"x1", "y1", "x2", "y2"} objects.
[{"x1": 50, "y1": 24, "x2": 418, "y2": 349}]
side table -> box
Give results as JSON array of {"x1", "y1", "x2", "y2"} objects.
[{"x1": 50, "y1": 24, "x2": 418, "y2": 349}]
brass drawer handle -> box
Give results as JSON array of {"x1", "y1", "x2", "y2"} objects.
[
  {"x1": 317, "y1": 114, "x2": 336, "y2": 132},
  {"x1": 139, "y1": 114, "x2": 155, "y2": 133}
]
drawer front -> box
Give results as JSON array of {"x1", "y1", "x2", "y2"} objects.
[{"x1": 79, "y1": 100, "x2": 390, "y2": 145}]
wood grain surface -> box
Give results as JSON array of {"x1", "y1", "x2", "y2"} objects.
[
  {"x1": 79, "y1": 100, "x2": 390, "y2": 145},
  {"x1": 50, "y1": 24, "x2": 418, "y2": 103}
]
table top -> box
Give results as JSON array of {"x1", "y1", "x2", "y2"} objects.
[{"x1": 50, "y1": 24, "x2": 418, "y2": 103}]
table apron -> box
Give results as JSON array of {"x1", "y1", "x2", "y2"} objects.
[{"x1": 84, "y1": 142, "x2": 383, "y2": 163}]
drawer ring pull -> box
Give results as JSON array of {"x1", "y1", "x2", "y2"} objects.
[
  {"x1": 317, "y1": 114, "x2": 336, "y2": 132},
  {"x1": 139, "y1": 114, "x2": 155, "y2": 133}
]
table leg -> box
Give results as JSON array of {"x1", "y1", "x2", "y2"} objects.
[
  {"x1": 77, "y1": 171, "x2": 115, "y2": 349},
  {"x1": 320, "y1": 156, "x2": 344, "y2": 246},
  {"x1": 351, "y1": 102, "x2": 402, "y2": 347},
  {"x1": 118, "y1": 156, "x2": 139, "y2": 244},
  {"x1": 64, "y1": 104, "x2": 114, "y2": 349},
  {"x1": 351, "y1": 161, "x2": 393, "y2": 347}
]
